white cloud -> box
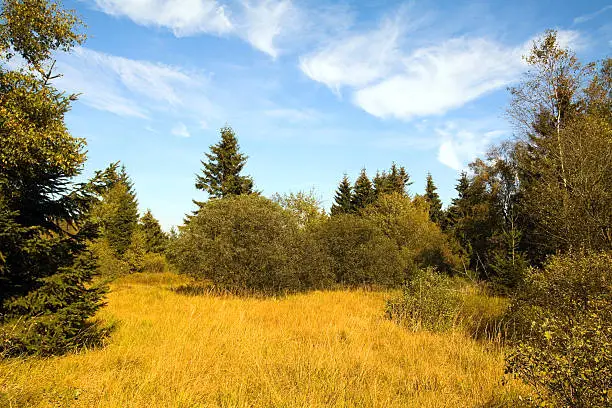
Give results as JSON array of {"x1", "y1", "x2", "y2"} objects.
[
  {"x1": 90, "y1": 0, "x2": 341, "y2": 58},
  {"x1": 53, "y1": 47, "x2": 215, "y2": 124},
  {"x1": 171, "y1": 122, "x2": 191, "y2": 137},
  {"x1": 240, "y1": 0, "x2": 296, "y2": 58},
  {"x1": 354, "y1": 37, "x2": 523, "y2": 119},
  {"x1": 573, "y1": 5, "x2": 612, "y2": 25},
  {"x1": 300, "y1": 17, "x2": 583, "y2": 120},
  {"x1": 299, "y1": 18, "x2": 402, "y2": 92},
  {"x1": 435, "y1": 124, "x2": 506, "y2": 170},
  {"x1": 93, "y1": 0, "x2": 233, "y2": 36}
]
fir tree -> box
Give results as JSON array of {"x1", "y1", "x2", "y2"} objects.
[
  {"x1": 0, "y1": 0, "x2": 106, "y2": 356},
  {"x1": 195, "y1": 126, "x2": 254, "y2": 202},
  {"x1": 140, "y1": 210, "x2": 167, "y2": 253},
  {"x1": 373, "y1": 170, "x2": 391, "y2": 197},
  {"x1": 331, "y1": 175, "x2": 353, "y2": 215},
  {"x1": 388, "y1": 163, "x2": 412, "y2": 196},
  {"x1": 351, "y1": 169, "x2": 375, "y2": 211},
  {"x1": 424, "y1": 173, "x2": 443, "y2": 225},
  {"x1": 96, "y1": 165, "x2": 139, "y2": 257},
  {"x1": 373, "y1": 163, "x2": 412, "y2": 198}
]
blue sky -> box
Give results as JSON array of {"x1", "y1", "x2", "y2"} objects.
[{"x1": 53, "y1": 0, "x2": 612, "y2": 229}]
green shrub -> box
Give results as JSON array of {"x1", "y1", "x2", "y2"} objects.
[
  {"x1": 362, "y1": 193, "x2": 462, "y2": 274},
  {"x1": 505, "y1": 251, "x2": 612, "y2": 407},
  {"x1": 385, "y1": 268, "x2": 462, "y2": 331},
  {"x1": 169, "y1": 195, "x2": 323, "y2": 293},
  {"x1": 315, "y1": 214, "x2": 406, "y2": 287},
  {"x1": 142, "y1": 253, "x2": 170, "y2": 273}
]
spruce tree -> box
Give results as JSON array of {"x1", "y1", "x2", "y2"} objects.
[
  {"x1": 331, "y1": 175, "x2": 353, "y2": 215},
  {"x1": 195, "y1": 126, "x2": 254, "y2": 202},
  {"x1": 351, "y1": 169, "x2": 375, "y2": 211},
  {"x1": 373, "y1": 163, "x2": 412, "y2": 198},
  {"x1": 140, "y1": 210, "x2": 167, "y2": 253},
  {"x1": 0, "y1": 0, "x2": 106, "y2": 356},
  {"x1": 424, "y1": 173, "x2": 443, "y2": 225},
  {"x1": 388, "y1": 163, "x2": 412, "y2": 196},
  {"x1": 95, "y1": 165, "x2": 139, "y2": 257}
]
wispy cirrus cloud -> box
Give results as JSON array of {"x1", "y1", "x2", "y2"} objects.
[
  {"x1": 573, "y1": 5, "x2": 612, "y2": 25},
  {"x1": 89, "y1": 0, "x2": 349, "y2": 58},
  {"x1": 53, "y1": 47, "x2": 216, "y2": 135},
  {"x1": 299, "y1": 17, "x2": 403, "y2": 92},
  {"x1": 92, "y1": 0, "x2": 233, "y2": 35},
  {"x1": 299, "y1": 6, "x2": 582, "y2": 121}
]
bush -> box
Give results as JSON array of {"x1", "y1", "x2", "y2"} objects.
[
  {"x1": 315, "y1": 214, "x2": 406, "y2": 287},
  {"x1": 142, "y1": 252, "x2": 170, "y2": 273},
  {"x1": 362, "y1": 193, "x2": 462, "y2": 274},
  {"x1": 505, "y1": 251, "x2": 612, "y2": 407},
  {"x1": 169, "y1": 195, "x2": 322, "y2": 293},
  {"x1": 386, "y1": 268, "x2": 462, "y2": 331}
]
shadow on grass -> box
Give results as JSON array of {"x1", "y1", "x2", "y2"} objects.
[{"x1": 0, "y1": 318, "x2": 118, "y2": 359}]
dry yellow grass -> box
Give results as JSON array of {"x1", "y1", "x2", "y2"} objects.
[{"x1": 0, "y1": 273, "x2": 527, "y2": 407}]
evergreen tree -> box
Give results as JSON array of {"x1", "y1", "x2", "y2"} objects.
[
  {"x1": 195, "y1": 126, "x2": 254, "y2": 202},
  {"x1": 331, "y1": 175, "x2": 353, "y2": 215},
  {"x1": 424, "y1": 173, "x2": 443, "y2": 225},
  {"x1": 388, "y1": 163, "x2": 412, "y2": 196},
  {"x1": 373, "y1": 170, "x2": 391, "y2": 197},
  {"x1": 0, "y1": 0, "x2": 106, "y2": 356},
  {"x1": 373, "y1": 163, "x2": 412, "y2": 197},
  {"x1": 140, "y1": 209, "x2": 167, "y2": 253},
  {"x1": 351, "y1": 169, "x2": 375, "y2": 211},
  {"x1": 95, "y1": 165, "x2": 139, "y2": 257}
]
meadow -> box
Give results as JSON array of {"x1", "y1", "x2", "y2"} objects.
[{"x1": 0, "y1": 273, "x2": 527, "y2": 408}]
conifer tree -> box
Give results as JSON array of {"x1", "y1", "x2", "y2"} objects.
[
  {"x1": 388, "y1": 163, "x2": 412, "y2": 196},
  {"x1": 424, "y1": 173, "x2": 443, "y2": 225},
  {"x1": 351, "y1": 169, "x2": 375, "y2": 211},
  {"x1": 373, "y1": 163, "x2": 412, "y2": 197},
  {"x1": 140, "y1": 210, "x2": 167, "y2": 253},
  {"x1": 195, "y1": 126, "x2": 254, "y2": 203},
  {"x1": 96, "y1": 165, "x2": 139, "y2": 257},
  {"x1": 331, "y1": 175, "x2": 353, "y2": 215},
  {"x1": 0, "y1": 0, "x2": 106, "y2": 356}
]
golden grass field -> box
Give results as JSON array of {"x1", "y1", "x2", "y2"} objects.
[{"x1": 0, "y1": 273, "x2": 528, "y2": 407}]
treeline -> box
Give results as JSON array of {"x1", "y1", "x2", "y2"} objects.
[{"x1": 168, "y1": 127, "x2": 460, "y2": 292}]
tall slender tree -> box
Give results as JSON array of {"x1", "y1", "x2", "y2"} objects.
[
  {"x1": 195, "y1": 126, "x2": 254, "y2": 203},
  {"x1": 351, "y1": 169, "x2": 375, "y2": 211},
  {"x1": 0, "y1": 0, "x2": 105, "y2": 356},
  {"x1": 424, "y1": 173, "x2": 443, "y2": 225},
  {"x1": 388, "y1": 163, "x2": 412, "y2": 196},
  {"x1": 140, "y1": 210, "x2": 167, "y2": 253},
  {"x1": 92, "y1": 164, "x2": 139, "y2": 257},
  {"x1": 331, "y1": 175, "x2": 353, "y2": 215}
]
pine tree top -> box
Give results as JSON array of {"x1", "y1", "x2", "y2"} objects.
[{"x1": 195, "y1": 126, "x2": 254, "y2": 200}]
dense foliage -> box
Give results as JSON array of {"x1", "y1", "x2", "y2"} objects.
[
  {"x1": 170, "y1": 195, "x2": 331, "y2": 293},
  {"x1": 506, "y1": 252, "x2": 611, "y2": 407},
  {"x1": 0, "y1": 0, "x2": 106, "y2": 356}
]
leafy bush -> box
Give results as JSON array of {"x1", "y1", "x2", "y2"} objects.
[
  {"x1": 169, "y1": 195, "x2": 325, "y2": 293},
  {"x1": 386, "y1": 268, "x2": 462, "y2": 331},
  {"x1": 505, "y1": 251, "x2": 612, "y2": 407},
  {"x1": 141, "y1": 253, "x2": 170, "y2": 273},
  {"x1": 362, "y1": 193, "x2": 462, "y2": 274},
  {"x1": 315, "y1": 214, "x2": 406, "y2": 287}
]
